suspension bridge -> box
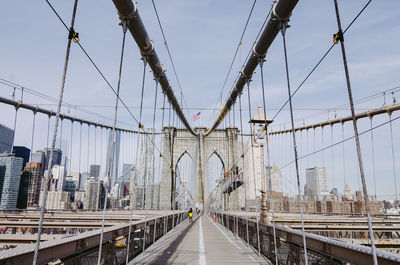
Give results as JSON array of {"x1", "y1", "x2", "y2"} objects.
[{"x1": 0, "y1": 0, "x2": 399, "y2": 264}]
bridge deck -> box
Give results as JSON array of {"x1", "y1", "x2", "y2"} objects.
[{"x1": 130, "y1": 215, "x2": 268, "y2": 265}]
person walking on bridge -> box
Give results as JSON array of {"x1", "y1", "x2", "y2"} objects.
[{"x1": 189, "y1": 208, "x2": 193, "y2": 222}]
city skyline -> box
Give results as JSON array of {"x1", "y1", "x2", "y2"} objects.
[{"x1": 0, "y1": 1, "x2": 399, "y2": 209}]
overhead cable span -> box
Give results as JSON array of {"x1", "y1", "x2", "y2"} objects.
[
  {"x1": 204, "y1": 0, "x2": 299, "y2": 136},
  {"x1": 112, "y1": 0, "x2": 197, "y2": 136},
  {"x1": 0, "y1": 96, "x2": 157, "y2": 134},
  {"x1": 269, "y1": 104, "x2": 400, "y2": 135}
]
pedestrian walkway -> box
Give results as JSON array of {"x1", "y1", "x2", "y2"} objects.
[{"x1": 130, "y1": 215, "x2": 269, "y2": 265}]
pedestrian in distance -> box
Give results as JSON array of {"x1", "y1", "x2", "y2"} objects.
[{"x1": 189, "y1": 208, "x2": 193, "y2": 222}]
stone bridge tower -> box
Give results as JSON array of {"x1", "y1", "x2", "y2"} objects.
[{"x1": 159, "y1": 127, "x2": 239, "y2": 210}]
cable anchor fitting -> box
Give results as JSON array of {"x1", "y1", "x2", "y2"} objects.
[
  {"x1": 333, "y1": 30, "x2": 344, "y2": 44},
  {"x1": 258, "y1": 57, "x2": 266, "y2": 68},
  {"x1": 119, "y1": 19, "x2": 128, "y2": 34},
  {"x1": 279, "y1": 21, "x2": 290, "y2": 36},
  {"x1": 68, "y1": 27, "x2": 79, "y2": 43}
]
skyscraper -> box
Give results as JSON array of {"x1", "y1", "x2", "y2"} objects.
[
  {"x1": 84, "y1": 178, "x2": 105, "y2": 210},
  {"x1": 12, "y1": 146, "x2": 30, "y2": 168},
  {"x1": 39, "y1": 190, "x2": 70, "y2": 210},
  {"x1": 266, "y1": 163, "x2": 282, "y2": 192},
  {"x1": 243, "y1": 139, "x2": 265, "y2": 201},
  {"x1": 79, "y1": 171, "x2": 90, "y2": 190},
  {"x1": 135, "y1": 129, "x2": 154, "y2": 186},
  {"x1": 50, "y1": 165, "x2": 66, "y2": 191},
  {"x1": 17, "y1": 170, "x2": 30, "y2": 209},
  {"x1": 306, "y1": 167, "x2": 329, "y2": 197},
  {"x1": 31, "y1": 152, "x2": 45, "y2": 164},
  {"x1": 11, "y1": 146, "x2": 31, "y2": 209},
  {"x1": 105, "y1": 130, "x2": 120, "y2": 187},
  {"x1": 90, "y1": 164, "x2": 100, "y2": 179},
  {"x1": 69, "y1": 172, "x2": 81, "y2": 190},
  {"x1": 24, "y1": 162, "x2": 44, "y2": 208},
  {"x1": 36, "y1": 148, "x2": 62, "y2": 170},
  {"x1": 0, "y1": 124, "x2": 14, "y2": 154},
  {"x1": 122, "y1": 163, "x2": 133, "y2": 182},
  {"x1": 0, "y1": 155, "x2": 23, "y2": 209},
  {"x1": 64, "y1": 176, "x2": 77, "y2": 201},
  {"x1": 55, "y1": 138, "x2": 69, "y2": 166}
]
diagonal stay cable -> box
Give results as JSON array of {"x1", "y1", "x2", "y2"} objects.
[
  {"x1": 272, "y1": 0, "x2": 373, "y2": 121},
  {"x1": 43, "y1": 0, "x2": 172, "y2": 166},
  {"x1": 45, "y1": 0, "x2": 139, "y2": 124},
  {"x1": 210, "y1": 0, "x2": 257, "y2": 121},
  {"x1": 151, "y1": 0, "x2": 192, "y2": 121},
  {"x1": 209, "y1": 0, "x2": 271, "y2": 126},
  {"x1": 33, "y1": 1, "x2": 79, "y2": 264}
]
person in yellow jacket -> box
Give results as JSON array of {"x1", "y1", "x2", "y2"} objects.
[{"x1": 189, "y1": 208, "x2": 193, "y2": 222}]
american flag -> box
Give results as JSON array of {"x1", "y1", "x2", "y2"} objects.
[{"x1": 193, "y1": 112, "x2": 201, "y2": 121}]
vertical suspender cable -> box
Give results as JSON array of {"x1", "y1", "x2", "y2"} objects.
[
  {"x1": 280, "y1": 21, "x2": 309, "y2": 265},
  {"x1": 331, "y1": 125, "x2": 334, "y2": 192},
  {"x1": 306, "y1": 129, "x2": 309, "y2": 168},
  {"x1": 228, "y1": 110, "x2": 234, "y2": 225},
  {"x1": 69, "y1": 122, "x2": 74, "y2": 175},
  {"x1": 60, "y1": 118, "x2": 63, "y2": 150},
  {"x1": 97, "y1": 18, "x2": 127, "y2": 265},
  {"x1": 152, "y1": 80, "x2": 159, "y2": 244},
  {"x1": 259, "y1": 59, "x2": 278, "y2": 264},
  {"x1": 157, "y1": 94, "x2": 166, "y2": 210},
  {"x1": 332, "y1": 1, "x2": 377, "y2": 263},
  {"x1": 369, "y1": 118, "x2": 377, "y2": 200},
  {"x1": 100, "y1": 127, "x2": 103, "y2": 177},
  {"x1": 313, "y1": 128, "x2": 316, "y2": 166},
  {"x1": 87, "y1": 125, "x2": 90, "y2": 172},
  {"x1": 238, "y1": 95, "x2": 250, "y2": 245},
  {"x1": 389, "y1": 114, "x2": 398, "y2": 202},
  {"x1": 79, "y1": 123, "x2": 82, "y2": 182},
  {"x1": 33, "y1": 1, "x2": 79, "y2": 264},
  {"x1": 321, "y1": 126, "x2": 325, "y2": 166},
  {"x1": 341, "y1": 123, "x2": 346, "y2": 191},
  {"x1": 246, "y1": 80, "x2": 261, "y2": 256},
  {"x1": 30, "y1": 112, "x2": 37, "y2": 161},
  {"x1": 10, "y1": 104, "x2": 19, "y2": 152},
  {"x1": 94, "y1": 126, "x2": 97, "y2": 166},
  {"x1": 232, "y1": 103, "x2": 239, "y2": 239},
  {"x1": 46, "y1": 115, "x2": 50, "y2": 149},
  {"x1": 127, "y1": 55, "x2": 147, "y2": 264}
]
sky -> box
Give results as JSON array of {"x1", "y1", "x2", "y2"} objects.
[{"x1": 0, "y1": 0, "x2": 399, "y2": 200}]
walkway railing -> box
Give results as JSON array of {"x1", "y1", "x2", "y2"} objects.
[
  {"x1": 212, "y1": 212, "x2": 400, "y2": 265},
  {"x1": 0, "y1": 212, "x2": 186, "y2": 264}
]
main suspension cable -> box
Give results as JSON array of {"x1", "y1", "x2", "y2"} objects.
[{"x1": 272, "y1": 0, "x2": 373, "y2": 121}]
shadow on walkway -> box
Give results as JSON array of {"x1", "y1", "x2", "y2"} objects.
[{"x1": 132, "y1": 216, "x2": 200, "y2": 264}]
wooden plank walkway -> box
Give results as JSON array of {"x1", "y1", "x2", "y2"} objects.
[{"x1": 130, "y1": 215, "x2": 269, "y2": 265}]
